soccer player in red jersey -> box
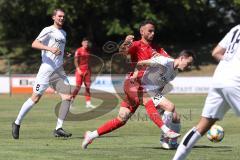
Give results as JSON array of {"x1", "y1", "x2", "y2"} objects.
[
  {"x1": 82, "y1": 20, "x2": 180, "y2": 149},
  {"x1": 73, "y1": 38, "x2": 96, "y2": 108}
]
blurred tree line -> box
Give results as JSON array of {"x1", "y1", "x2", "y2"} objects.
[{"x1": 0, "y1": 0, "x2": 240, "y2": 73}]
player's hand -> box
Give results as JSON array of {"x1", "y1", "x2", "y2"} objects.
[
  {"x1": 77, "y1": 68, "x2": 83, "y2": 75},
  {"x1": 124, "y1": 35, "x2": 134, "y2": 45},
  {"x1": 50, "y1": 47, "x2": 61, "y2": 55},
  {"x1": 66, "y1": 52, "x2": 72, "y2": 57}
]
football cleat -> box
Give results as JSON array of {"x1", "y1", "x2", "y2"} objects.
[
  {"x1": 53, "y1": 128, "x2": 72, "y2": 138},
  {"x1": 86, "y1": 104, "x2": 96, "y2": 109},
  {"x1": 161, "y1": 141, "x2": 179, "y2": 150},
  {"x1": 165, "y1": 130, "x2": 181, "y2": 139},
  {"x1": 12, "y1": 122, "x2": 20, "y2": 139},
  {"x1": 82, "y1": 131, "x2": 93, "y2": 149}
]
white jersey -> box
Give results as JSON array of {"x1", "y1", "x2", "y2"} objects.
[
  {"x1": 34, "y1": 26, "x2": 66, "y2": 85},
  {"x1": 36, "y1": 25, "x2": 66, "y2": 69},
  {"x1": 142, "y1": 56, "x2": 178, "y2": 92},
  {"x1": 212, "y1": 25, "x2": 240, "y2": 87}
]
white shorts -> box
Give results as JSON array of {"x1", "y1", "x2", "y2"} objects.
[
  {"x1": 202, "y1": 87, "x2": 240, "y2": 120},
  {"x1": 33, "y1": 65, "x2": 71, "y2": 95},
  {"x1": 151, "y1": 92, "x2": 165, "y2": 107}
]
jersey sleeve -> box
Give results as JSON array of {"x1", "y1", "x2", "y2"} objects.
[
  {"x1": 150, "y1": 56, "x2": 172, "y2": 67},
  {"x1": 128, "y1": 42, "x2": 138, "y2": 55},
  {"x1": 36, "y1": 27, "x2": 51, "y2": 42},
  {"x1": 218, "y1": 26, "x2": 239, "y2": 49},
  {"x1": 74, "y1": 48, "x2": 80, "y2": 58}
]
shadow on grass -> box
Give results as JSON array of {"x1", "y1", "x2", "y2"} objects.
[
  {"x1": 70, "y1": 135, "x2": 119, "y2": 140},
  {"x1": 138, "y1": 145, "x2": 232, "y2": 151}
]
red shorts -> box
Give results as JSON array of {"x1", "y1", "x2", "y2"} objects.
[
  {"x1": 120, "y1": 76, "x2": 144, "y2": 113},
  {"x1": 75, "y1": 69, "x2": 91, "y2": 87}
]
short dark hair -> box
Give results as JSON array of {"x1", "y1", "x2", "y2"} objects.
[
  {"x1": 52, "y1": 8, "x2": 64, "y2": 16},
  {"x1": 82, "y1": 37, "x2": 89, "y2": 42},
  {"x1": 139, "y1": 20, "x2": 155, "y2": 29},
  {"x1": 179, "y1": 50, "x2": 196, "y2": 62}
]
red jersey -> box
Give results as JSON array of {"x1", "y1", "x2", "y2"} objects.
[
  {"x1": 75, "y1": 47, "x2": 90, "y2": 70},
  {"x1": 128, "y1": 40, "x2": 169, "y2": 78}
]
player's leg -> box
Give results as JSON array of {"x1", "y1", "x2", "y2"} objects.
[
  {"x1": 155, "y1": 97, "x2": 180, "y2": 149},
  {"x1": 53, "y1": 93, "x2": 73, "y2": 137},
  {"x1": 82, "y1": 105, "x2": 136, "y2": 149},
  {"x1": 72, "y1": 71, "x2": 83, "y2": 99},
  {"x1": 142, "y1": 95, "x2": 180, "y2": 139},
  {"x1": 12, "y1": 83, "x2": 47, "y2": 139},
  {"x1": 173, "y1": 88, "x2": 228, "y2": 160},
  {"x1": 168, "y1": 111, "x2": 181, "y2": 148},
  {"x1": 172, "y1": 117, "x2": 216, "y2": 160},
  {"x1": 52, "y1": 69, "x2": 73, "y2": 138},
  {"x1": 84, "y1": 70, "x2": 95, "y2": 108},
  {"x1": 221, "y1": 86, "x2": 240, "y2": 116}
]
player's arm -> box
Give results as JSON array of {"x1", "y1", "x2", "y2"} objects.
[
  {"x1": 74, "y1": 50, "x2": 82, "y2": 74},
  {"x1": 32, "y1": 40, "x2": 61, "y2": 55},
  {"x1": 119, "y1": 35, "x2": 134, "y2": 55},
  {"x1": 212, "y1": 45, "x2": 226, "y2": 62},
  {"x1": 130, "y1": 59, "x2": 153, "y2": 81},
  {"x1": 136, "y1": 59, "x2": 156, "y2": 67}
]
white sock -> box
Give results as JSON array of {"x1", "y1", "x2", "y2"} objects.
[
  {"x1": 160, "y1": 111, "x2": 173, "y2": 136},
  {"x1": 56, "y1": 100, "x2": 71, "y2": 130},
  {"x1": 161, "y1": 124, "x2": 170, "y2": 133},
  {"x1": 172, "y1": 127, "x2": 201, "y2": 160},
  {"x1": 15, "y1": 98, "x2": 35, "y2": 125},
  {"x1": 86, "y1": 101, "x2": 91, "y2": 105},
  {"x1": 163, "y1": 111, "x2": 173, "y2": 126},
  {"x1": 56, "y1": 118, "x2": 64, "y2": 130},
  {"x1": 89, "y1": 130, "x2": 99, "y2": 139}
]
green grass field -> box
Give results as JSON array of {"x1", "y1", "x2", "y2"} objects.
[{"x1": 1, "y1": 94, "x2": 240, "y2": 160}]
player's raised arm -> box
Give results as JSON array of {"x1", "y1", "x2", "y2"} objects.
[
  {"x1": 212, "y1": 45, "x2": 226, "y2": 62},
  {"x1": 119, "y1": 35, "x2": 134, "y2": 55}
]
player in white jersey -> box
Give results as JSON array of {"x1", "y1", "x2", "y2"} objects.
[
  {"x1": 173, "y1": 25, "x2": 240, "y2": 160},
  {"x1": 12, "y1": 9, "x2": 73, "y2": 139},
  {"x1": 131, "y1": 50, "x2": 194, "y2": 149}
]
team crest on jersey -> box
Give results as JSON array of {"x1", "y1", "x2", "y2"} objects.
[{"x1": 55, "y1": 38, "x2": 65, "y2": 44}]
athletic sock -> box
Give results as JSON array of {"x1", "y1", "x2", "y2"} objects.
[
  {"x1": 144, "y1": 100, "x2": 165, "y2": 129},
  {"x1": 169, "y1": 122, "x2": 181, "y2": 144},
  {"x1": 86, "y1": 100, "x2": 91, "y2": 106},
  {"x1": 85, "y1": 96, "x2": 91, "y2": 102},
  {"x1": 163, "y1": 111, "x2": 173, "y2": 126},
  {"x1": 56, "y1": 100, "x2": 71, "y2": 130},
  {"x1": 15, "y1": 98, "x2": 35, "y2": 125},
  {"x1": 172, "y1": 127, "x2": 201, "y2": 160},
  {"x1": 56, "y1": 119, "x2": 64, "y2": 130},
  {"x1": 88, "y1": 130, "x2": 99, "y2": 139},
  {"x1": 97, "y1": 118, "x2": 125, "y2": 136}
]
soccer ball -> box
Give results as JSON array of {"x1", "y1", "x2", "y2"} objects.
[{"x1": 207, "y1": 124, "x2": 224, "y2": 143}]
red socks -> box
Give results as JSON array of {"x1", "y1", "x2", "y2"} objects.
[
  {"x1": 97, "y1": 118, "x2": 125, "y2": 136},
  {"x1": 145, "y1": 100, "x2": 164, "y2": 128}
]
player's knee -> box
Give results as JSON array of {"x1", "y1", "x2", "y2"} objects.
[
  {"x1": 30, "y1": 94, "x2": 41, "y2": 104},
  {"x1": 172, "y1": 111, "x2": 180, "y2": 123},
  {"x1": 117, "y1": 112, "x2": 130, "y2": 123},
  {"x1": 61, "y1": 94, "x2": 72, "y2": 101},
  {"x1": 142, "y1": 97, "x2": 151, "y2": 106},
  {"x1": 165, "y1": 102, "x2": 175, "y2": 112}
]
